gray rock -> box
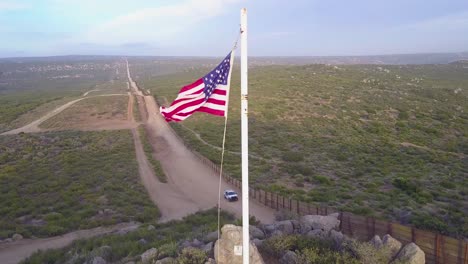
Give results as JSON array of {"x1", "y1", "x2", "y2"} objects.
[
  {"x1": 147, "y1": 225, "x2": 155, "y2": 231},
  {"x1": 202, "y1": 242, "x2": 214, "y2": 254},
  {"x1": 250, "y1": 225, "x2": 265, "y2": 239},
  {"x1": 262, "y1": 224, "x2": 276, "y2": 235},
  {"x1": 155, "y1": 257, "x2": 176, "y2": 264},
  {"x1": 252, "y1": 239, "x2": 264, "y2": 247},
  {"x1": 382, "y1": 234, "x2": 402, "y2": 258},
  {"x1": 328, "y1": 212, "x2": 340, "y2": 219},
  {"x1": 275, "y1": 220, "x2": 294, "y2": 235},
  {"x1": 330, "y1": 230, "x2": 344, "y2": 246},
  {"x1": 138, "y1": 238, "x2": 147, "y2": 245},
  {"x1": 191, "y1": 238, "x2": 204, "y2": 248},
  {"x1": 290, "y1": 220, "x2": 300, "y2": 232},
  {"x1": 180, "y1": 240, "x2": 192, "y2": 249},
  {"x1": 205, "y1": 258, "x2": 216, "y2": 264},
  {"x1": 91, "y1": 257, "x2": 107, "y2": 264},
  {"x1": 369, "y1": 235, "x2": 383, "y2": 249},
  {"x1": 299, "y1": 215, "x2": 340, "y2": 234},
  {"x1": 393, "y1": 242, "x2": 425, "y2": 264},
  {"x1": 12, "y1": 234, "x2": 23, "y2": 241},
  {"x1": 272, "y1": 230, "x2": 284, "y2": 237},
  {"x1": 141, "y1": 248, "x2": 158, "y2": 264},
  {"x1": 214, "y1": 224, "x2": 265, "y2": 264},
  {"x1": 124, "y1": 262, "x2": 135, "y2": 264},
  {"x1": 306, "y1": 229, "x2": 326, "y2": 238},
  {"x1": 204, "y1": 231, "x2": 219, "y2": 242},
  {"x1": 279, "y1": 250, "x2": 298, "y2": 264},
  {"x1": 4, "y1": 238, "x2": 13, "y2": 243}
]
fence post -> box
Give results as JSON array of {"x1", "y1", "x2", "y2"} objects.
[
  {"x1": 434, "y1": 234, "x2": 440, "y2": 264},
  {"x1": 338, "y1": 212, "x2": 343, "y2": 231},
  {"x1": 289, "y1": 198, "x2": 292, "y2": 211},
  {"x1": 387, "y1": 222, "x2": 393, "y2": 236},
  {"x1": 276, "y1": 194, "x2": 279, "y2": 211},
  {"x1": 296, "y1": 200, "x2": 300, "y2": 214}
]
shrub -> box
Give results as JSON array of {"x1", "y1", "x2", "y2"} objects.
[
  {"x1": 297, "y1": 247, "x2": 359, "y2": 264},
  {"x1": 158, "y1": 242, "x2": 178, "y2": 258},
  {"x1": 177, "y1": 247, "x2": 207, "y2": 264},
  {"x1": 282, "y1": 151, "x2": 304, "y2": 162},
  {"x1": 261, "y1": 235, "x2": 299, "y2": 257}
]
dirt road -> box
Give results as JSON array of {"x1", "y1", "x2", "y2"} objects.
[
  {"x1": 0, "y1": 222, "x2": 140, "y2": 264},
  {"x1": 144, "y1": 96, "x2": 275, "y2": 223},
  {"x1": 1, "y1": 94, "x2": 128, "y2": 135},
  {"x1": 124, "y1": 60, "x2": 275, "y2": 223}
]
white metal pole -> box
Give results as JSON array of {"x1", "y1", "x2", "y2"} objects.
[{"x1": 240, "y1": 7, "x2": 249, "y2": 264}]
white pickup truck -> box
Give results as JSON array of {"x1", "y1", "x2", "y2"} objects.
[{"x1": 224, "y1": 190, "x2": 238, "y2": 202}]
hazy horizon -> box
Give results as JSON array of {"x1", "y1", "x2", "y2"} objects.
[{"x1": 1, "y1": 0, "x2": 468, "y2": 57}]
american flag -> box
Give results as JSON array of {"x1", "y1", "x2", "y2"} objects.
[{"x1": 160, "y1": 52, "x2": 234, "y2": 122}]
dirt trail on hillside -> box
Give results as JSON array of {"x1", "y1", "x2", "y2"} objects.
[
  {"x1": 0, "y1": 222, "x2": 140, "y2": 264},
  {"x1": 143, "y1": 95, "x2": 275, "y2": 223},
  {"x1": 124, "y1": 60, "x2": 275, "y2": 223},
  {"x1": 131, "y1": 128, "x2": 200, "y2": 222},
  {"x1": 1, "y1": 94, "x2": 128, "y2": 135}
]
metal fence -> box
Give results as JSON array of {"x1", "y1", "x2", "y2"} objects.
[{"x1": 168, "y1": 124, "x2": 467, "y2": 264}]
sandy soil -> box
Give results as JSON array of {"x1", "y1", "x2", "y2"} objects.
[
  {"x1": 124, "y1": 60, "x2": 275, "y2": 223},
  {"x1": 0, "y1": 222, "x2": 140, "y2": 264},
  {"x1": 143, "y1": 95, "x2": 275, "y2": 224},
  {"x1": 1, "y1": 94, "x2": 129, "y2": 135}
]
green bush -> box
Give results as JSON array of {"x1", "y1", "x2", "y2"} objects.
[
  {"x1": 297, "y1": 247, "x2": 359, "y2": 264},
  {"x1": 177, "y1": 247, "x2": 207, "y2": 264}
]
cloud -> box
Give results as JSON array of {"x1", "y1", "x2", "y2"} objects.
[
  {"x1": 73, "y1": 0, "x2": 242, "y2": 45},
  {"x1": 401, "y1": 11, "x2": 468, "y2": 31},
  {"x1": 0, "y1": 1, "x2": 30, "y2": 11}
]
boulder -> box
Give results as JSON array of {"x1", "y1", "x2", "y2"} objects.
[
  {"x1": 369, "y1": 235, "x2": 383, "y2": 249},
  {"x1": 393, "y1": 242, "x2": 425, "y2": 264},
  {"x1": 290, "y1": 220, "x2": 300, "y2": 232},
  {"x1": 12, "y1": 234, "x2": 23, "y2": 241},
  {"x1": 279, "y1": 250, "x2": 298, "y2": 264},
  {"x1": 147, "y1": 225, "x2": 155, "y2": 231},
  {"x1": 91, "y1": 245, "x2": 112, "y2": 260},
  {"x1": 141, "y1": 248, "x2": 158, "y2": 264},
  {"x1": 272, "y1": 230, "x2": 284, "y2": 237},
  {"x1": 299, "y1": 214, "x2": 340, "y2": 234},
  {"x1": 4, "y1": 238, "x2": 13, "y2": 243},
  {"x1": 202, "y1": 242, "x2": 214, "y2": 254},
  {"x1": 306, "y1": 229, "x2": 326, "y2": 238},
  {"x1": 382, "y1": 234, "x2": 402, "y2": 258},
  {"x1": 204, "y1": 231, "x2": 219, "y2": 243},
  {"x1": 191, "y1": 238, "x2": 204, "y2": 248},
  {"x1": 155, "y1": 257, "x2": 176, "y2": 264},
  {"x1": 214, "y1": 224, "x2": 264, "y2": 264},
  {"x1": 250, "y1": 225, "x2": 265, "y2": 239},
  {"x1": 330, "y1": 230, "x2": 344, "y2": 246},
  {"x1": 275, "y1": 220, "x2": 294, "y2": 235},
  {"x1": 138, "y1": 239, "x2": 147, "y2": 245},
  {"x1": 252, "y1": 239, "x2": 264, "y2": 247},
  {"x1": 205, "y1": 258, "x2": 216, "y2": 264},
  {"x1": 91, "y1": 257, "x2": 107, "y2": 264},
  {"x1": 262, "y1": 224, "x2": 276, "y2": 235}
]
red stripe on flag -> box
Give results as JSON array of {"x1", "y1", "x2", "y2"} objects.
[
  {"x1": 179, "y1": 79, "x2": 203, "y2": 93},
  {"x1": 198, "y1": 106, "x2": 225, "y2": 116}
]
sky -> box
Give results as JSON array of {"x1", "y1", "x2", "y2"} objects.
[{"x1": 1, "y1": 0, "x2": 468, "y2": 57}]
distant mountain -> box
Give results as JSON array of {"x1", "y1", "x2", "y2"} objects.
[
  {"x1": 250, "y1": 52, "x2": 468, "y2": 65},
  {"x1": 1, "y1": 52, "x2": 467, "y2": 65}
]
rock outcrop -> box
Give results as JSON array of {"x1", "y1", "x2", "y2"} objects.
[
  {"x1": 214, "y1": 224, "x2": 264, "y2": 264},
  {"x1": 141, "y1": 248, "x2": 158, "y2": 264},
  {"x1": 393, "y1": 242, "x2": 425, "y2": 264}
]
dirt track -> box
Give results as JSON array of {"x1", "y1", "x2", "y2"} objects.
[
  {"x1": 0, "y1": 222, "x2": 139, "y2": 264},
  {"x1": 124, "y1": 57, "x2": 275, "y2": 223},
  {"x1": 0, "y1": 93, "x2": 129, "y2": 135}
]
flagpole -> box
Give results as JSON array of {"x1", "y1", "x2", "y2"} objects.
[{"x1": 240, "y1": 7, "x2": 250, "y2": 264}]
